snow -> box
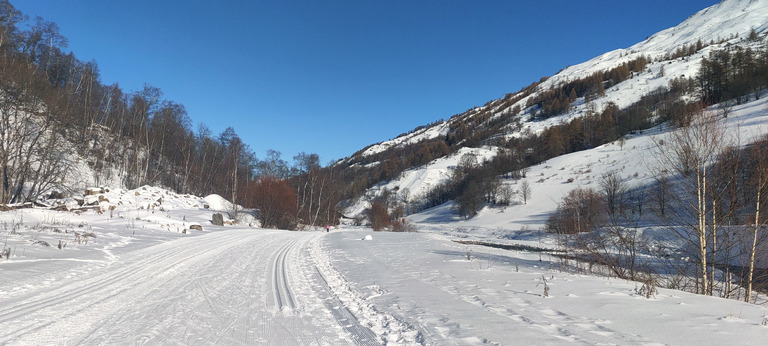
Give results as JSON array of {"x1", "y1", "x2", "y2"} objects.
[
  {"x1": 3, "y1": 104, "x2": 768, "y2": 344},
  {"x1": 2, "y1": 1, "x2": 768, "y2": 344},
  {"x1": 0, "y1": 109, "x2": 766, "y2": 343},
  {"x1": 355, "y1": 121, "x2": 450, "y2": 159},
  {"x1": 516, "y1": 0, "x2": 768, "y2": 139},
  {"x1": 536, "y1": 0, "x2": 768, "y2": 94},
  {"x1": 2, "y1": 212, "x2": 766, "y2": 344},
  {"x1": 345, "y1": 146, "x2": 500, "y2": 219},
  {"x1": 322, "y1": 230, "x2": 768, "y2": 344},
  {"x1": 410, "y1": 96, "x2": 768, "y2": 245},
  {"x1": 354, "y1": 0, "x2": 768, "y2": 150}
]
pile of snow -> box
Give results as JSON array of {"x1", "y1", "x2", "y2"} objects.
[
  {"x1": 0, "y1": 186, "x2": 258, "y2": 266},
  {"x1": 203, "y1": 194, "x2": 233, "y2": 211}
]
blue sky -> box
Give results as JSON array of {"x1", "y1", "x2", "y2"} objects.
[{"x1": 14, "y1": 0, "x2": 718, "y2": 164}]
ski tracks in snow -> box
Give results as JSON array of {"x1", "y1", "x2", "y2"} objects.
[
  {"x1": 268, "y1": 237, "x2": 297, "y2": 312},
  {"x1": 0, "y1": 229, "x2": 382, "y2": 345},
  {"x1": 307, "y1": 235, "x2": 423, "y2": 345}
]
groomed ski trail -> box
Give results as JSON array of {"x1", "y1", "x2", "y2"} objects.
[{"x1": 0, "y1": 229, "x2": 387, "y2": 345}]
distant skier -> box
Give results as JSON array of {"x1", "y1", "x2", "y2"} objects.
[{"x1": 326, "y1": 224, "x2": 330, "y2": 232}]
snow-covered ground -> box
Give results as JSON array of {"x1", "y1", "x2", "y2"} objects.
[
  {"x1": 325, "y1": 230, "x2": 768, "y2": 345},
  {"x1": 2, "y1": 206, "x2": 767, "y2": 344},
  {"x1": 0, "y1": 186, "x2": 766, "y2": 344}
]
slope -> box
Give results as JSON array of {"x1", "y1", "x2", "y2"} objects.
[{"x1": 341, "y1": 0, "x2": 768, "y2": 220}]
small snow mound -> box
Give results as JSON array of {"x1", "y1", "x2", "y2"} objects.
[
  {"x1": 203, "y1": 194, "x2": 232, "y2": 211},
  {"x1": 363, "y1": 235, "x2": 373, "y2": 241}
]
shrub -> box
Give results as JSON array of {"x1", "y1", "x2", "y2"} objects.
[
  {"x1": 246, "y1": 177, "x2": 297, "y2": 230},
  {"x1": 391, "y1": 218, "x2": 417, "y2": 232},
  {"x1": 547, "y1": 188, "x2": 606, "y2": 234},
  {"x1": 368, "y1": 199, "x2": 390, "y2": 231}
]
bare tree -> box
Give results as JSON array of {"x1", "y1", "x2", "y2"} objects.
[
  {"x1": 292, "y1": 152, "x2": 321, "y2": 226},
  {"x1": 0, "y1": 1, "x2": 23, "y2": 52},
  {"x1": 496, "y1": 183, "x2": 513, "y2": 206},
  {"x1": 745, "y1": 139, "x2": 768, "y2": 302},
  {"x1": 652, "y1": 109, "x2": 729, "y2": 295},
  {"x1": 519, "y1": 179, "x2": 531, "y2": 205},
  {"x1": 600, "y1": 171, "x2": 626, "y2": 217},
  {"x1": 717, "y1": 100, "x2": 734, "y2": 119},
  {"x1": 246, "y1": 177, "x2": 297, "y2": 230},
  {"x1": 219, "y1": 127, "x2": 251, "y2": 223},
  {"x1": 0, "y1": 56, "x2": 70, "y2": 203},
  {"x1": 652, "y1": 172, "x2": 670, "y2": 217},
  {"x1": 257, "y1": 149, "x2": 290, "y2": 179}
]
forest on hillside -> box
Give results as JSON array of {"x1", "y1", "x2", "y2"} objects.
[{"x1": 0, "y1": 1, "x2": 345, "y2": 228}]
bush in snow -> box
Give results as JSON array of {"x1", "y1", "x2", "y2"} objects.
[
  {"x1": 546, "y1": 188, "x2": 605, "y2": 235},
  {"x1": 368, "y1": 199, "x2": 390, "y2": 231}
]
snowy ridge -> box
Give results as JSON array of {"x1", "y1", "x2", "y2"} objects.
[
  {"x1": 538, "y1": 0, "x2": 768, "y2": 92},
  {"x1": 355, "y1": 120, "x2": 450, "y2": 159},
  {"x1": 514, "y1": 0, "x2": 768, "y2": 137},
  {"x1": 352, "y1": 0, "x2": 768, "y2": 163}
]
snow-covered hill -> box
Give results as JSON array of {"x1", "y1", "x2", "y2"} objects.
[
  {"x1": 514, "y1": 0, "x2": 768, "y2": 136},
  {"x1": 344, "y1": 146, "x2": 499, "y2": 218},
  {"x1": 343, "y1": 0, "x2": 768, "y2": 220},
  {"x1": 410, "y1": 96, "x2": 768, "y2": 242}
]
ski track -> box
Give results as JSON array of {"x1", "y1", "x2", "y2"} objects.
[
  {"x1": 0, "y1": 229, "x2": 380, "y2": 345},
  {"x1": 269, "y1": 237, "x2": 298, "y2": 311},
  {"x1": 313, "y1": 267, "x2": 381, "y2": 346}
]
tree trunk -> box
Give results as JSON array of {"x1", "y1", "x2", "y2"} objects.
[
  {"x1": 698, "y1": 166, "x2": 709, "y2": 295},
  {"x1": 746, "y1": 184, "x2": 760, "y2": 303}
]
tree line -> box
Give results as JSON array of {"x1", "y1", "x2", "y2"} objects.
[
  {"x1": 0, "y1": 2, "x2": 258, "y2": 203},
  {"x1": 0, "y1": 1, "x2": 347, "y2": 230}
]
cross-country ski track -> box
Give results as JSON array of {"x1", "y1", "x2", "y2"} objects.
[
  {"x1": 0, "y1": 229, "x2": 381, "y2": 345},
  {"x1": 1, "y1": 225, "x2": 767, "y2": 345}
]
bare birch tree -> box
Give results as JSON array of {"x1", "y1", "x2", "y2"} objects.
[
  {"x1": 745, "y1": 139, "x2": 768, "y2": 302},
  {"x1": 652, "y1": 108, "x2": 729, "y2": 295}
]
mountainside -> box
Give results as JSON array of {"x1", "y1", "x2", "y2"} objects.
[{"x1": 340, "y1": 0, "x2": 768, "y2": 219}]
